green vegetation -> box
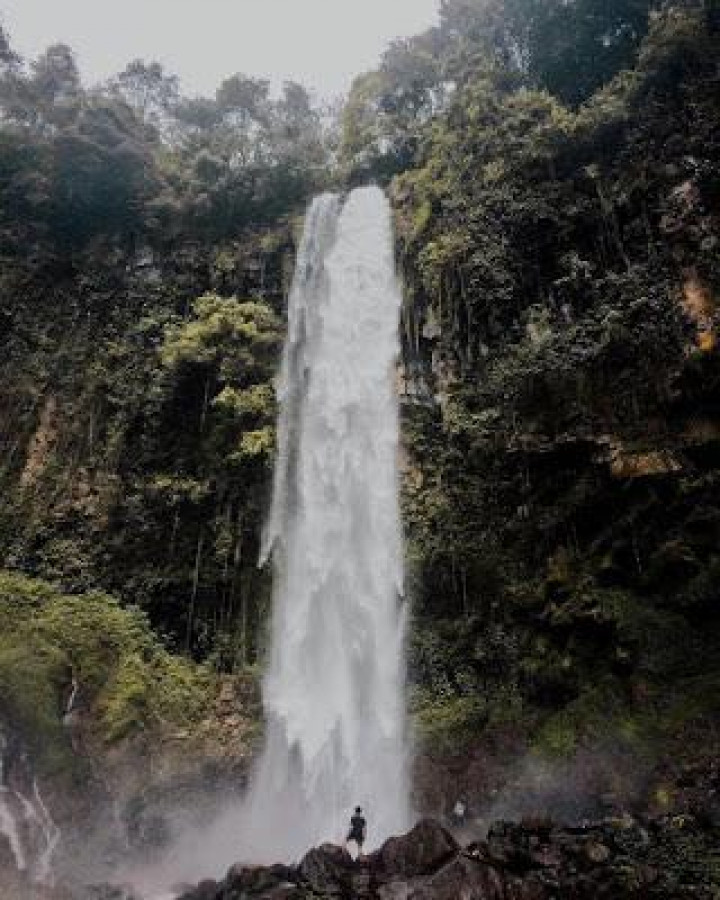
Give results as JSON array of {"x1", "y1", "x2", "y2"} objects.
[
  {"x1": 0, "y1": 570, "x2": 211, "y2": 769},
  {"x1": 1, "y1": 285, "x2": 283, "y2": 663},
  {"x1": 388, "y1": 3, "x2": 720, "y2": 762},
  {"x1": 0, "y1": 0, "x2": 719, "y2": 792},
  {"x1": 0, "y1": 24, "x2": 324, "y2": 662}
]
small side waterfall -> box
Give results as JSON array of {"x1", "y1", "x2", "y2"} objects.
[
  {"x1": 0, "y1": 729, "x2": 60, "y2": 885},
  {"x1": 245, "y1": 185, "x2": 410, "y2": 860}
]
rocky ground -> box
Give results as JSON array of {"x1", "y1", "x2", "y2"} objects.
[
  {"x1": 4, "y1": 795, "x2": 720, "y2": 898},
  {"x1": 167, "y1": 816, "x2": 720, "y2": 900},
  {"x1": 3, "y1": 708, "x2": 719, "y2": 899}
]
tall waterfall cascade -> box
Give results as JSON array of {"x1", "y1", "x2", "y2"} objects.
[{"x1": 245, "y1": 185, "x2": 410, "y2": 861}]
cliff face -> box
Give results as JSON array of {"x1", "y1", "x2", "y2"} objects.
[
  {"x1": 0, "y1": 41, "x2": 324, "y2": 666},
  {"x1": 393, "y1": 9, "x2": 720, "y2": 814},
  {"x1": 0, "y1": 224, "x2": 293, "y2": 889},
  {"x1": 0, "y1": 225, "x2": 296, "y2": 662}
]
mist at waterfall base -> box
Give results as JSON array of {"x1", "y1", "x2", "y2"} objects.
[{"x1": 114, "y1": 186, "x2": 412, "y2": 894}]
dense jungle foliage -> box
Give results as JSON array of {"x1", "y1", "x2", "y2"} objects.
[
  {"x1": 0, "y1": 570, "x2": 210, "y2": 770},
  {"x1": 389, "y1": 2, "x2": 720, "y2": 764},
  {"x1": 0, "y1": 0, "x2": 719, "y2": 779},
  {"x1": 0, "y1": 39, "x2": 327, "y2": 673}
]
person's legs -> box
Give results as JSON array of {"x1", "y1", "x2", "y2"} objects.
[{"x1": 345, "y1": 837, "x2": 364, "y2": 860}]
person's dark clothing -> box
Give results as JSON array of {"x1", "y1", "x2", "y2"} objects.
[{"x1": 347, "y1": 813, "x2": 366, "y2": 846}]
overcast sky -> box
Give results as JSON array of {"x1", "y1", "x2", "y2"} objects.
[{"x1": 1, "y1": 0, "x2": 441, "y2": 99}]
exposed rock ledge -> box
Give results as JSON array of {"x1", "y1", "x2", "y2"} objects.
[{"x1": 173, "y1": 815, "x2": 720, "y2": 900}]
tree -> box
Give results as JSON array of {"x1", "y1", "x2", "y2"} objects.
[
  {"x1": 30, "y1": 44, "x2": 81, "y2": 108},
  {"x1": 0, "y1": 24, "x2": 21, "y2": 74},
  {"x1": 173, "y1": 96, "x2": 224, "y2": 132},
  {"x1": 48, "y1": 97, "x2": 162, "y2": 246},
  {"x1": 216, "y1": 74, "x2": 270, "y2": 128},
  {"x1": 518, "y1": 0, "x2": 659, "y2": 105},
  {"x1": 272, "y1": 81, "x2": 325, "y2": 169},
  {"x1": 439, "y1": 0, "x2": 660, "y2": 104},
  {"x1": 341, "y1": 30, "x2": 447, "y2": 186},
  {"x1": 0, "y1": 27, "x2": 31, "y2": 127},
  {"x1": 109, "y1": 59, "x2": 179, "y2": 130}
]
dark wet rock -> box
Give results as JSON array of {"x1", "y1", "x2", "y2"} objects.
[
  {"x1": 226, "y1": 862, "x2": 298, "y2": 893},
  {"x1": 298, "y1": 842, "x2": 356, "y2": 896},
  {"x1": 179, "y1": 864, "x2": 302, "y2": 899},
  {"x1": 410, "y1": 854, "x2": 508, "y2": 900},
  {"x1": 486, "y1": 821, "x2": 535, "y2": 871},
  {"x1": 176, "y1": 814, "x2": 720, "y2": 899},
  {"x1": 176, "y1": 878, "x2": 218, "y2": 900},
  {"x1": 376, "y1": 878, "x2": 426, "y2": 900},
  {"x1": 80, "y1": 886, "x2": 143, "y2": 900},
  {"x1": 367, "y1": 819, "x2": 458, "y2": 885}
]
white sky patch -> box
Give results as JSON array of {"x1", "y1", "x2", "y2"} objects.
[{"x1": 1, "y1": 0, "x2": 440, "y2": 99}]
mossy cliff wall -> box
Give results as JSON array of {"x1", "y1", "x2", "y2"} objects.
[{"x1": 392, "y1": 10, "x2": 720, "y2": 814}]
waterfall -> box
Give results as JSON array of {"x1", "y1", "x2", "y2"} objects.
[
  {"x1": 245, "y1": 185, "x2": 410, "y2": 861},
  {"x1": 0, "y1": 729, "x2": 61, "y2": 884},
  {"x1": 0, "y1": 788, "x2": 27, "y2": 874}
]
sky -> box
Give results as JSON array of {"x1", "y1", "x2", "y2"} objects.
[{"x1": 1, "y1": 0, "x2": 441, "y2": 99}]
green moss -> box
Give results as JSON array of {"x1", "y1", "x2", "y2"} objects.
[
  {"x1": 411, "y1": 683, "x2": 525, "y2": 753},
  {"x1": 532, "y1": 660, "x2": 720, "y2": 763},
  {"x1": 0, "y1": 570, "x2": 213, "y2": 767},
  {"x1": 411, "y1": 199, "x2": 433, "y2": 240},
  {"x1": 412, "y1": 694, "x2": 488, "y2": 752},
  {"x1": 535, "y1": 716, "x2": 578, "y2": 757}
]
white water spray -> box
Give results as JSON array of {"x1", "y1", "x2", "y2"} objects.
[
  {"x1": 246, "y1": 185, "x2": 410, "y2": 860},
  {"x1": 0, "y1": 788, "x2": 27, "y2": 874},
  {"x1": 0, "y1": 731, "x2": 60, "y2": 885}
]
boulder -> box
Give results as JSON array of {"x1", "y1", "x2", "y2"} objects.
[
  {"x1": 378, "y1": 855, "x2": 541, "y2": 900},
  {"x1": 412, "y1": 855, "x2": 506, "y2": 900},
  {"x1": 299, "y1": 842, "x2": 356, "y2": 896},
  {"x1": 486, "y1": 822, "x2": 533, "y2": 872},
  {"x1": 368, "y1": 819, "x2": 458, "y2": 885},
  {"x1": 174, "y1": 813, "x2": 720, "y2": 900},
  {"x1": 376, "y1": 877, "x2": 427, "y2": 900},
  {"x1": 176, "y1": 880, "x2": 218, "y2": 900},
  {"x1": 224, "y1": 862, "x2": 297, "y2": 894}
]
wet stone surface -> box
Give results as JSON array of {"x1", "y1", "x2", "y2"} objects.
[{"x1": 175, "y1": 815, "x2": 720, "y2": 899}]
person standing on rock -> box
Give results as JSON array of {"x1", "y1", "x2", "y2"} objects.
[{"x1": 344, "y1": 806, "x2": 367, "y2": 857}]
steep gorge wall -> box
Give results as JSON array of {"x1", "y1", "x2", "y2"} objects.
[
  {"x1": 0, "y1": 225, "x2": 297, "y2": 661},
  {"x1": 394, "y1": 10, "x2": 720, "y2": 817}
]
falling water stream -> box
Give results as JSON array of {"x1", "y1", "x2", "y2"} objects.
[
  {"x1": 0, "y1": 729, "x2": 60, "y2": 886},
  {"x1": 242, "y1": 185, "x2": 410, "y2": 861}
]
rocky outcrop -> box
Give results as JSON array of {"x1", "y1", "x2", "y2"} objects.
[
  {"x1": 367, "y1": 820, "x2": 458, "y2": 889},
  {"x1": 177, "y1": 815, "x2": 720, "y2": 899}
]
